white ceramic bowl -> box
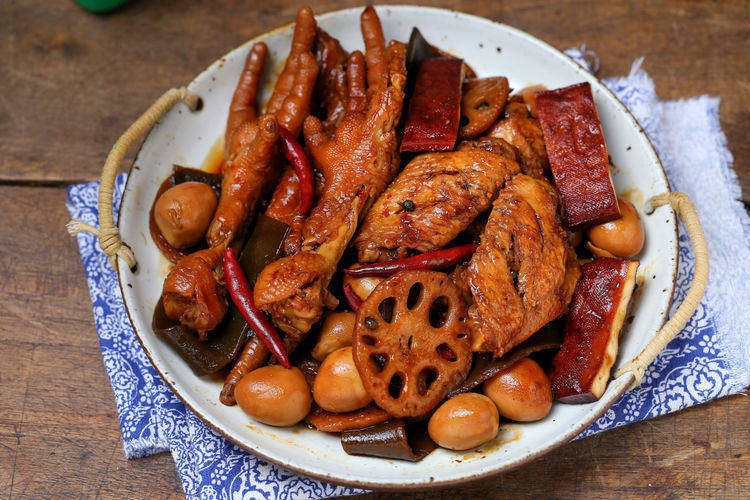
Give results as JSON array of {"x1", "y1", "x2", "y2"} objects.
[{"x1": 117, "y1": 5, "x2": 677, "y2": 489}]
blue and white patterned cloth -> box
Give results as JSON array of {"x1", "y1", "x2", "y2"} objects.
[{"x1": 66, "y1": 51, "x2": 750, "y2": 498}]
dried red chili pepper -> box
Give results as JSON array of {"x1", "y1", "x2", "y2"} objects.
[
  {"x1": 344, "y1": 244, "x2": 478, "y2": 277},
  {"x1": 278, "y1": 127, "x2": 315, "y2": 217},
  {"x1": 342, "y1": 283, "x2": 363, "y2": 312},
  {"x1": 223, "y1": 247, "x2": 291, "y2": 368}
]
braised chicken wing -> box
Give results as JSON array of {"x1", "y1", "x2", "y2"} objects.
[
  {"x1": 484, "y1": 97, "x2": 548, "y2": 178},
  {"x1": 354, "y1": 140, "x2": 521, "y2": 262},
  {"x1": 466, "y1": 174, "x2": 579, "y2": 356},
  {"x1": 161, "y1": 7, "x2": 319, "y2": 336},
  {"x1": 254, "y1": 6, "x2": 408, "y2": 340}
]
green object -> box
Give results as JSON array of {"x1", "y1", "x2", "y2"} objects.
[{"x1": 75, "y1": 0, "x2": 129, "y2": 13}]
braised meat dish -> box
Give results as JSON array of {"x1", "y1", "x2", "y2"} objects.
[{"x1": 148, "y1": 6, "x2": 644, "y2": 460}]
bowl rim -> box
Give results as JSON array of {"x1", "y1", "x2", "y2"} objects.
[{"x1": 116, "y1": 4, "x2": 678, "y2": 490}]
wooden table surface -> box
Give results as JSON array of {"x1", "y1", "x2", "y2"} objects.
[{"x1": 1, "y1": 1, "x2": 748, "y2": 498}]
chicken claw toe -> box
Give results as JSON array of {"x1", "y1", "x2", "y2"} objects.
[
  {"x1": 266, "y1": 6, "x2": 317, "y2": 118},
  {"x1": 207, "y1": 114, "x2": 279, "y2": 248},
  {"x1": 276, "y1": 52, "x2": 319, "y2": 136},
  {"x1": 225, "y1": 42, "x2": 267, "y2": 153},
  {"x1": 361, "y1": 5, "x2": 387, "y2": 92},
  {"x1": 345, "y1": 51, "x2": 367, "y2": 114}
]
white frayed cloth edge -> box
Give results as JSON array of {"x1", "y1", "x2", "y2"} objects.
[{"x1": 608, "y1": 60, "x2": 750, "y2": 391}]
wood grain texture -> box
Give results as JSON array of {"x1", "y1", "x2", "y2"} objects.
[
  {"x1": 0, "y1": 0, "x2": 748, "y2": 498},
  {"x1": 1, "y1": 0, "x2": 748, "y2": 201}
]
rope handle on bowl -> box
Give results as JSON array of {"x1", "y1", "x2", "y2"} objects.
[
  {"x1": 615, "y1": 192, "x2": 709, "y2": 389},
  {"x1": 66, "y1": 87, "x2": 201, "y2": 270}
]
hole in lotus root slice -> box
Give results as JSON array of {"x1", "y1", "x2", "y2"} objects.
[
  {"x1": 362, "y1": 335, "x2": 377, "y2": 346},
  {"x1": 370, "y1": 353, "x2": 387, "y2": 373},
  {"x1": 428, "y1": 296, "x2": 451, "y2": 328},
  {"x1": 353, "y1": 270, "x2": 472, "y2": 418},
  {"x1": 406, "y1": 282, "x2": 423, "y2": 310},
  {"x1": 458, "y1": 76, "x2": 510, "y2": 140},
  {"x1": 388, "y1": 373, "x2": 404, "y2": 399},
  {"x1": 378, "y1": 297, "x2": 396, "y2": 323},
  {"x1": 436, "y1": 343, "x2": 457, "y2": 361},
  {"x1": 417, "y1": 367, "x2": 438, "y2": 395}
]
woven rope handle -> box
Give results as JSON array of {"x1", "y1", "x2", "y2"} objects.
[
  {"x1": 615, "y1": 191, "x2": 709, "y2": 389},
  {"x1": 67, "y1": 87, "x2": 200, "y2": 270}
]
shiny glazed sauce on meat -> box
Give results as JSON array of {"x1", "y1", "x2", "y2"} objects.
[{"x1": 146, "y1": 5, "x2": 646, "y2": 463}]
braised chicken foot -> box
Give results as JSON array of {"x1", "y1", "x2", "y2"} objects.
[
  {"x1": 254, "y1": 6, "x2": 408, "y2": 340},
  {"x1": 264, "y1": 26, "x2": 349, "y2": 249},
  {"x1": 161, "y1": 7, "x2": 319, "y2": 336}
]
